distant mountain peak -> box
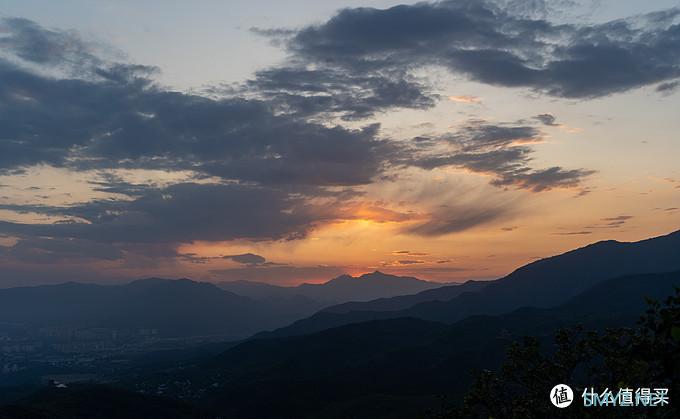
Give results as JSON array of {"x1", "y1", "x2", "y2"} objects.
[
  {"x1": 325, "y1": 271, "x2": 414, "y2": 284},
  {"x1": 360, "y1": 271, "x2": 393, "y2": 280},
  {"x1": 360, "y1": 271, "x2": 425, "y2": 282}
]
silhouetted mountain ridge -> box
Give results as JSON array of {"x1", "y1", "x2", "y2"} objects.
[
  {"x1": 259, "y1": 229, "x2": 680, "y2": 338},
  {"x1": 218, "y1": 270, "x2": 447, "y2": 305},
  {"x1": 0, "y1": 273, "x2": 451, "y2": 339},
  {"x1": 406, "y1": 229, "x2": 680, "y2": 323},
  {"x1": 321, "y1": 279, "x2": 488, "y2": 314}
]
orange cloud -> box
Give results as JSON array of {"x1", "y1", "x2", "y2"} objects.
[
  {"x1": 348, "y1": 204, "x2": 421, "y2": 223},
  {"x1": 448, "y1": 95, "x2": 482, "y2": 104}
]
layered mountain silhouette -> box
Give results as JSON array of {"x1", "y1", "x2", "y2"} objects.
[
  {"x1": 2, "y1": 230, "x2": 680, "y2": 418},
  {"x1": 321, "y1": 279, "x2": 488, "y2": 313},
  {"x1": 0, "y1": 273, "x2": 450, "y2": 340},
  {"x1": 4, "y1": 270, "x2": 678, "y2": 419},
  {"x1": 258, "y1": 230, "x2": 680, "y2": 338},
  {"x1": 218, "y1": 271, "x2": 445, "y2": 305},
  {"x1": 171, "y1": 270, "x2": 680, "y2": 419}
]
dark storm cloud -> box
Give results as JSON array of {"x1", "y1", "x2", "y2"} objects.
[
  {"x1": 0, "y1": 183, "x2": 341, "y2": 244},
  {"x1": 406, "y1": 119, "x2": 594, "y2": 192},
  {"x1": 274, "y1": 0, "x2": 680, "y2": 99}
]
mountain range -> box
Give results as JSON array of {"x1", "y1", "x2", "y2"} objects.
[
  {"x1": 0, "y1": 272, "x2": 449, "y2": 340},
  {"x1": 1, "y1": 229, "x2": 679, "y2": 418},
  {"x1": 217, "y1": 271, "x2": 446, "y2": 304},
  {"x1": 257, "y1": 230, "x2": 680, "y2": 338},
  {"x1": 137, "y1": 270, "x2": 680, "y2": 419}
]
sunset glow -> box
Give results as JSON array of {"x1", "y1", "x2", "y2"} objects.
[{"x1": 0, "y1": 0, "x2": 679, "y2": 288}]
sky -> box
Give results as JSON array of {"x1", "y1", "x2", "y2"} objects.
[{"x1": 0, "y1": 0, "x2": 679, "y2": 287}]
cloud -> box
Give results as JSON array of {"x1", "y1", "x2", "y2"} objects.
[
  {"x1": 392, "y1": 250, "x2": 429, "y2": 256},
  {"x1": 0, "y1": 17, "x2": 416, "y2": 276},
  {"x1": 555, "y1": 215, "x2": 635, "y2": 237},
  {"x1": 0, "y1": 183, "x2": 342, "y2": 243},
  {"x1": 242, "y1": 67, "x2": 436, "y2": 120},
  {"x1": 0, "y1": 19, "x2": 386, "y2": 188},
  {"x1": 0, "y1": 236, "x2": 124, "y2": 263},
  {"x1": 490, "y1": 166, "x2": 595, "y2": 191},
  {"x1": 533, "y1": 113, "x2": 558, "y2": 126},
  {"x1": 553, "y1": 231, "x2": 592, "y2": 235},
  {"x1": 406, "y1": 119, "x2": 594, "y2": 192},
  {"x1": 0, "y1": 180, "x2": 422, "y2": 246},
  {"x1": 495, "y1": 0, "x2": 600, "y2": 20},
  {"x1": 277, "y1": 1, "x2": 680, "y2": 99},
  {"x1": 396, "y1": 259, "x2": 425, "y2": 265},
  {"x1": 601, "y1": 215, "x2": 633, "y2": 222},
  {"x1": 532, "y1": 113, "x2": 582, "y2": 133},
  {"x1": 346, "y1": 204, "x2": 417, "y2": 223},
  {"x1": 0, "y1": 62, "x2": 387, "y2": 186},
  {"x1": 1, "y1": 7, "x2": 639, "y2": 278},
  {"x1": 249, "y1": 27, "x2": 297, "y2": 38},
  {"x1": 657, "y1": 80, "x2": 680, "y2": 94},
  {"x1": 0, "y1": 17, "x2": 102, "y2": 70},
  {"x1": 224, "y1": 253, "x2": 267, "y2": 265},
  {"x1": 405, "y1": 202, "x2": 513, "y2": 236},
  {"x1": 585, "y1": 214, "x2": 634, "y2": 229},
  {"x1": 448, "y1": 95, "x2": 482, "y2": 104}
]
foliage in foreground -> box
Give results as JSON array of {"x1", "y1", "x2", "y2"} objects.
[{"x1": 431, "y1": 288, "x2": 680, "y2": 418}]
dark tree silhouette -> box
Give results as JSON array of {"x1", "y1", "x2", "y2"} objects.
[{"x1": 430, "y1": 288, "x2": 680, "y2": 418}]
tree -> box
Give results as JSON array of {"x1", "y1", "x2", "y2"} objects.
[{"x1": 431, "y1": 288, "x2": 680, "y2": 418}]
